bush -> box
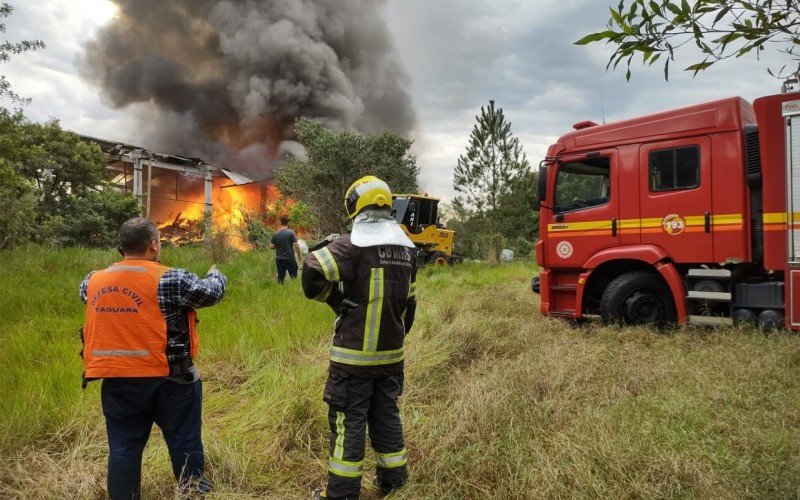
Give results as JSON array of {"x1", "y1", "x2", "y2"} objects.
[
  {"x1": 44, "y1": 190, "x2": 140, "y2": 248},
  {"x1": 204, "y1": 228, "x2": 235, "y2": 263},
  {"x1": 512, "y1": 237, "x2": 535, "y2": 259},
  {"x1": 0, "y1": 160, "x2": 36, "y2": 250},
  {"x1": 0, "y1": 161, "x2": 36, "y2": 249},
  {"x1": 242, "y1": 209, "x2": 274, "y2": 250}
]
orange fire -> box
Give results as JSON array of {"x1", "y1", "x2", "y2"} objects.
[
  {"x1": 211, "y1": 180, "x2": 264, "y2": 250},
  {"x1": 154, "y1": 177, "x2": 280, "y2": 250}
]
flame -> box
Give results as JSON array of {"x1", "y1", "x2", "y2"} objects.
[
  {"x1": 155, "y1": 176, "x2": 278, "y2": 251},
  {"x1": 211, "y1": 181, "x2": 263, "y2": 250}
]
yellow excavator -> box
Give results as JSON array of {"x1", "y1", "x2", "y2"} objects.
[{"x1": 392, "y1": 193, "x2": 460, "y2": 266}]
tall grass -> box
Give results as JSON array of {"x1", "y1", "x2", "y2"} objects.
[{"x1": 1, "y1": 248, "x2": 800, "y2": 498}]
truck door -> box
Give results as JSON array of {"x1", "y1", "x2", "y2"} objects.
[
  {"x1": 546, "y1": 151, "x2": 619, "y2": 267},
  {"x1": 639, "y1": 137, "x2": 713, "y2": 263}
]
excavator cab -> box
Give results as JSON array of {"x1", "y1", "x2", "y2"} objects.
[
  {"x1": 392, "y1": 194, "x2": 458, "y2": 266},
  {"x1": 393, "y1": 195, "x2": 439, "y2": 233}
]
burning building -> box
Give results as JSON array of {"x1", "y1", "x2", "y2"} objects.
[
  {"x1": 82, "y1": 134, "x2": 279, "y2": 246},
  {"x1": 78, "y1": 1, "x2": 417, "y2": 246}
]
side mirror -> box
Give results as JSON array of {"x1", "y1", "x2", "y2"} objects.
[{"x1": 534, "y1": 165, "x2": 548, "y2": 211}]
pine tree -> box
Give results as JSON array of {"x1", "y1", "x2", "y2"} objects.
[
  {"x1": 453, "y1": 100, "x2": 530, "y2": 259},
  {"x1": 0, "y1": 3, "x2": 45, "y2": 104}
]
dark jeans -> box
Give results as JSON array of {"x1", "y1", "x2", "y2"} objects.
[
  {"x1": 101, "y1": 378, "x2": 204, "y2": 500},
  {"x1": 276, "y1": 258, "x2": 298, "y2": 283},
  {"x1": 323, "y1": 368, "x2": 407, "y2": 499}
]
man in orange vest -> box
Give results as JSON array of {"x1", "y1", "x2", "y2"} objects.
[{"x1": 79, "y1": 217, "x2": 226, "y2": 499}]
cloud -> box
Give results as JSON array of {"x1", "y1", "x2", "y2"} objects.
[
  {"x1": 1, "y1": 0, "x2": 133, "y2": 141},
  {"x1": 387, "y1": 0, "x2": 787, "y2": 200},
  {"x1": 2, "y1": 0, "x2": 792, "y2": 200}
]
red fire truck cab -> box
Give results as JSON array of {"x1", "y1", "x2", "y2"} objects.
[{"x1": 533, "y1": 85, "x2": 800, "y2": 329}]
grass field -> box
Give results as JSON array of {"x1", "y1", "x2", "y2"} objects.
[{"x1": 2, "y1": 246, "x2": 800, "y2": 499}]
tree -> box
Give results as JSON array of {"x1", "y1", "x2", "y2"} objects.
[
  {"x1": 0, "y1": 3, "x2": 45, "y2": 103},
  {"x1": 453, "y1": 100, "x2": 530, "y2": 259},
  {"x1": 439, "y1": 201, "x2": 493, "y2": 260},
  {"x1": 0, "y1": 109, "x2": 110, "y2": 214},
  {"x1": 0, "y1": 109, "x2": 139, "y2": 248},
  {"x1": 275, "y1": 118, "x2": 419, "y2": 235},
  {"x1": 576, "y1": 1, "x2": 800, "y2": 80},
  {"x1": 496, "y1": 169, "x2": 540, "y2": 243}
]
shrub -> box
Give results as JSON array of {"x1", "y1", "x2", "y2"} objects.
[
  {"x1": 0, "y1": 161, "x2": 35, "y2": 249},
  {"x1": 241, "y1": 209, "x2": 274, "y2": 250},
  {"x1": 204, "y1": 228, "x2": 235, "y2": 263},
  {"x1": 513, "y1": 237, "x2": 535, "y2": 259},
  {"x1": 47, "y1": 190, "x2": 140, "y2": 248}
]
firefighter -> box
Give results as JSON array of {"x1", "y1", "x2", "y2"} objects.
[
  {"x1": 302, "y1": 176, "x2": 418, "y2": 499},
  {"x1": 79, "y1": 217, "x2": 226, "y2": 499}
]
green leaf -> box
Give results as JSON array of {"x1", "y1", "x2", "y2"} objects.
[
  {"x1": 648, "y1": 53, "x2": 661, "y2": 65},
  {"x1": 649, "y1": 0, "x2": 661, "y2": 16},
  {"x1": 574, "y1": 31, "x2": 617, "y2": 45},
  {"x1": 666, "y1": 3, "x2": 682, "y2": 17},
  {"x1": 713, "y1": 32, "x2": 742, "y2": 45},
  {"x1": 685, "y1": 60, "x2": 715, "y2": 76},
  {"x1": 610, "y1": 7, "x2": 626, "y2": 27}
]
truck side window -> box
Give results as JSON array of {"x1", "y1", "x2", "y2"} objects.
[
  {"x1": 649, "y1": 146, "x2": 700, "y2": 191},
  {"x1": 554, "y1": 157, "x2": 610, "y2": 213}
]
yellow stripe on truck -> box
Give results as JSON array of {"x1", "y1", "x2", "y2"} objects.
[{"x1": 547, "y1": 213, "x2": 743, "y2": 234}]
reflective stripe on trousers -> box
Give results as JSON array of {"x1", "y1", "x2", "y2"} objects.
[
  {"x1": 328, "y1": 456, "x2": 364, "y2": 478},
  {"x1": 376, "y1": 449, "x2": 408, "y2": 468},
  {"x1": 333, "y1": 412, "x2": 345, "y2": 460}
]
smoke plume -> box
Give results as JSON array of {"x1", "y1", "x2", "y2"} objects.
[{"x1": 82, "y1": 0, "x2": 416, "y2": 175}]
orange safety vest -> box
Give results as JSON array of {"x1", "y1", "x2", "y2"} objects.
[{"x1": 83, "y1": 260, "x2": 199, "y2": 379}]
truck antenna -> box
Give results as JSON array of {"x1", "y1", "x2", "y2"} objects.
[{"x1": 600, "y1": 92, "x2": 606, "y2": 124}]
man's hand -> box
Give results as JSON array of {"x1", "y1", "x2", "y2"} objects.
[{"x1": 208, "y1": 265, "x2": 218, "y2": 275}]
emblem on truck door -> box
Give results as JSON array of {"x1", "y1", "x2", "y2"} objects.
[
  {"x1": 661, "y1": 214, "x2": 686, "y2": 235},
  {"x1": 556, "y1": 241, "x2": 574, "y2": 259}
]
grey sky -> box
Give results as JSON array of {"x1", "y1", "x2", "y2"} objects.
[{"x1": 2, "y1": 0, "x2": 788, "y2": 199}]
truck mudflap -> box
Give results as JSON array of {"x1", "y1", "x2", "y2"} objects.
[{"x1": 653, "y1": 261, "x2": 688, "y2": 324}]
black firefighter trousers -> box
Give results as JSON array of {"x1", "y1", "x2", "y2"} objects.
[{"x1": 323, "y1": 366, "x2": 407, "y2": 499}]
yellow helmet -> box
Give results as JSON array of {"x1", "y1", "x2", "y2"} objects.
[{"x1": 345, "y1": 175, "x2": 392, "y2": 219}]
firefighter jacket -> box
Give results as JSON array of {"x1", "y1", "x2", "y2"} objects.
[
  {"x1": 82, "y1": 260, "x2": 200, "y2": 380},
  {"x1": 302, "y1": 234, "x2": 418, "y2": 378}
]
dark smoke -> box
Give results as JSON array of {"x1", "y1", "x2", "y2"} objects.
[{"x1": 82, "y1": 0, "x2": 416, "y2": 175}]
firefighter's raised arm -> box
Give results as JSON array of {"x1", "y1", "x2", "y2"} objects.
[{"x1": 302, "y1": 235, "x2": 355, "y2": 312}]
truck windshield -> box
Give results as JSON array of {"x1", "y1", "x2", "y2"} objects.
[{"x1": 554, "y1": 157, "x2": 610, "y2": 213}]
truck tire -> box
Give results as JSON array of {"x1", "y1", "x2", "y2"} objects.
[
  {"x1": 599, "y1": 271, "x2": 677, "y2": 327},
  {"x1": 428, "y1": 252, "x2": 449, "y2": 266}
]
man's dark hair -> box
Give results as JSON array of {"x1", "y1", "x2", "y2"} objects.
[
  {"x1": 280, "y1": 216, "x2": 290, "y2": 226},
  {"x1": 119, "y1": 217, "x2": 159, "y2": 254}
]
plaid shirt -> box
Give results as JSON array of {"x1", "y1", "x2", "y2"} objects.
[{"x1": 80, "y1": 265, "x2": 227, "y2": 377}]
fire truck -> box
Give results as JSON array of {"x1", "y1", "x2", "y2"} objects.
[{"x1": 532, "y1": 82, "x2": 800, "y2": 330}]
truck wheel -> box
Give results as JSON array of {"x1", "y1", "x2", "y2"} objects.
[{"x1": 599, "y1": 271, "x2": 677, "y2": 327}]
